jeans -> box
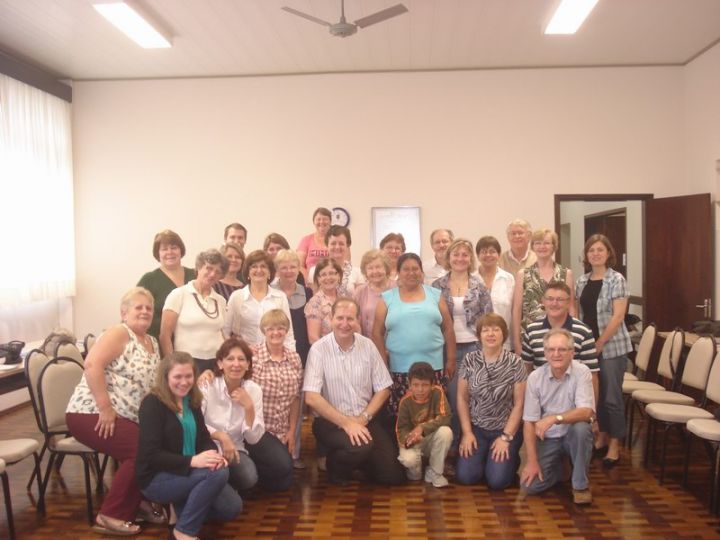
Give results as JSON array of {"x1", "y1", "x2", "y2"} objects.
[
  {"x1": 246, "y1": 431, "x2": 294, "y2": 491},
  {"x1": 455, "y1": 425, "x2": 523, "y2": 490},
  {"x1": 292, "y1": 393, "x2": 305, "y2": 460},
  {"x1": 448, "y1": 342, "x2": 479, "y2": 448},
  {"x1": 312, "y1": 417, "x2": 406, "y2": 485},
  {"x1": 141, "y1": 467, "x2": 242, "y2": 536},
  {"x1": 598, "y1": 355, "x2": 627, "y2": 439},
  {"x1": 398, "y1": 426, "x2": 452, "y2": 476},
  {"x1": 227, "y1": 451, "x2": 258, "y2": 492},
  {"x1": 525, "y1": 422, "x2": 593, "y2": 494}
]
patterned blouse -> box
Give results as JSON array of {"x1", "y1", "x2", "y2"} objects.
[
  {"x1": 459, "y1": 348, "x2": 527, "y2": 431},
  {"x1": 521, "y1": 262, "x2": 568, "y2": 329},
  {"x1": 251, "y1": 344, "x2": 303, "y2": 438},
  {"x1": 66, "y1": 324, "x2": 160, "y2": 423},
  {"x1": 304, "y1": 290, "x2": 336, "y2": 338}
]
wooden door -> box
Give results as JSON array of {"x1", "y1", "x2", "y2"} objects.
[
  {"x1": 585, "y1": 209, "x2": 628, "y2": 277},
  {"x1": 645, "y1": 193, "x2": 714, "y2": 330}
]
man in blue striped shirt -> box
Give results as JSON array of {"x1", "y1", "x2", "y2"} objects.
[{"x1": 521, "y1": 282, "x2": 599, "y2": 402}]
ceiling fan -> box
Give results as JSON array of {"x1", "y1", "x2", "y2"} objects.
[{"x1": 282, "y1": 0, "x2": 409, "y2": 38}]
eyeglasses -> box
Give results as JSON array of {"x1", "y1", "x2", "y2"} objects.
[
  {"x1": 478, "y1": 248, "x2": 498, "y2": 255},
  {"x1": 544, "y1": 296, "x2": 569, "y2": 304},
  {"x1": 544, "y1": 347, "x2": 572, "y2": 355}
]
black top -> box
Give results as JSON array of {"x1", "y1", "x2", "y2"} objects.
[
  {"x1": 291, "y1": 286, "x2": 314, "y2": 367},
  {"x1": 579, "y1": 279, "x2": 603, "y2": 340},
  {"x1": 135, "y1": 393, "x2": 216, "y2": 489}
]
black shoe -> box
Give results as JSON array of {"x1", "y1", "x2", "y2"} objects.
[{"x1": 602, "y1": 457, "x2": 620, "y2": 468}]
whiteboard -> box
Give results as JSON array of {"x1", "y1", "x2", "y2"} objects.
[{"x1": 371, "y1": 207, "x2": 421, "y2": 255}]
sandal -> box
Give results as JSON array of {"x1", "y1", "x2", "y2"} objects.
[
  {"x1": 137, "y1": 501, "x2": 167, "y2": 524},
  {"x1": 92, "y1": 514, "x2": 141, "y2": 536}
]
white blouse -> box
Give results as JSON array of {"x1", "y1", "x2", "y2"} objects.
[
  {"x1": 200, "y1": 376, "x2": 265, "y2": 453},
  {"x1": 224, "y1": 287, "x2": 295, "y2": 350}
]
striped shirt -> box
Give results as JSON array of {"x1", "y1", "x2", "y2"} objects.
[
  {"x1": 459, "y1": 348, "x2": 527, "y2": 431},
  {"x1": 303, "y1": 332, "x2": 392, "y2": 417},
  {"x1": 521, "y1": 315, "x2": 599, "y2": 372}
]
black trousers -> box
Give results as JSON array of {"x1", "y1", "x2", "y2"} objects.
[{"x1": 312, "y1": 417, "x2": 406, "y2": 485}]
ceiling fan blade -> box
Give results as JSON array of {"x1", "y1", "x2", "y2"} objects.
[
  {"x1": 354, "y1": 3, "x2": 408, "y2": 28},
  {"x1": 281, "y1": 6, "x2": 332, "y2": 27}
]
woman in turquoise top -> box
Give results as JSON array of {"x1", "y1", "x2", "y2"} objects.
[{"x1": 373, "y1": 253, "x2": 456, "y2": 415}]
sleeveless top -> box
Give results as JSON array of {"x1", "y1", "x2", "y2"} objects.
[
  {"x1": 66, "y1": 324, "x2": 160, "y2": 423},
  {"x1": 382, "y1": 285, "x2": 444, "y2": 373},
  {"x1": 521, "y1": 262, "x2": 568, "y2": 329}
]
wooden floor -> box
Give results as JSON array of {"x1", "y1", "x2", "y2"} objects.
[{"x1": 2, "y1": 404, "x2": 720, "y2": 539}]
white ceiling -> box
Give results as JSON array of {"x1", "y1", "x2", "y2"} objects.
[{"x1": 1, "y1": 0, "x2": 719, "y2": 81}]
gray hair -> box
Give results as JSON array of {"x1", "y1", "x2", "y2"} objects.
[
  {"x1": 542, "y1": 328, "x2": 574, "y2": 349},
  {"x1": 506, "y1": 218, "x2": 532, "y2": 233},
  {"x1": 195, "y1": 248, "x2": 230, "y2": 274}
]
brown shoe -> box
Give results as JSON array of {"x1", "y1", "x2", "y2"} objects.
[{"x1": 573, "y1": 488, "x2": 592, "y2": 505}]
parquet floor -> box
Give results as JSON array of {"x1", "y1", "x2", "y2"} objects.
[{"x1": 2, "y1": 404, "x2": 720, "y2": 539}]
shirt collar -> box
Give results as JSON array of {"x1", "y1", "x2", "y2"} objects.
[
  {"x1": 508, "y1": 247, "x2": 531, "y2": 264},
  {"x1": 331, "y1": 332, "x2": 356, "y2": 354}
]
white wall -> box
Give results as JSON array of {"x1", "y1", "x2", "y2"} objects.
[
  {"x1": 683, "y1": 41, "x2": 720, "y2": 314},
  {"x1": 72, "y1": 66, "x2": 686, "y2": 335}
]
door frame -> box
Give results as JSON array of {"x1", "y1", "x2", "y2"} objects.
[{"x1": 554, "y1": 193, "x2": 654, "y2": 313}]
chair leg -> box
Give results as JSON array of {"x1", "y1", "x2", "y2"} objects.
[
  {"x1": 644, "y1": 417, "x2": 654, "y2": 467},
  {"x1": 32, "y1": 452, "x2": 45, "y2": 515},
  {"x1": 82, "y1": 455, "x2": 95, "y2": 525},
  {"x1": 626, "y1": 399, "x2": 636, "y2": 448},
  {"x1": 682, "y1": 434, "x2": 692, "y2": 488},
  {"x1": 713, "y1": 445, "x2": 720, "y2": 515},
  {"x1": 27, "y1": 441, "x2": 47, "y2": 491},
  {"x1": 659, "y1": 423, "x2": 671, "y2": 485},
  {"x1": 93, "y1": 453, "x2": 106, "y2": 494},
  {"x1": 2, "y1": 471, "x2": 15, "y2": 540},
  {"x1": 39, "y1": 452, "x2": 57, "y2": 503}
]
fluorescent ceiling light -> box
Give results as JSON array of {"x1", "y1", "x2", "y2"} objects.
[
  {"x1": 94, "y1": 1, "x2": 172, "y2": 48},
  {"x1": 545, "y1": 0, "x2": 599, "y2": 35}
]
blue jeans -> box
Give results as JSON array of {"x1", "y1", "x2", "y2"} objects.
[
  {"x1": 448, "y1": 342, "x2": 479, "y2": 448},
  {"x1": 246, "y1": 431, "x2": 293, "y2": 491},
  {"x1": 456, "y1": 425, "x2": 523, "y2": 490},
  {"x1": 525, "y1": 422, "x2": 593, "y2": 493},
  {"x1": 141, "y1": 467, "x2": 242, "y2": 536},
  {"x1": 598, "y1": 355, "x2": 627, "y2": 439},
  {"x1": 227, "y1": 451, "x2": 258, "y2": 491}
]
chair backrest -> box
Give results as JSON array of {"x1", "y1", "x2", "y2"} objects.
[
  {"x1": 37, "y1": 357, "x2": 84, "y2": 436},
  {"x1": 83, "y1": 333, "x2": 96, "y2": 357},
  {"x1": 24, "y1": 348, "x2": 52, "y2": 431},
  {"x1": 705, "y1": 350, "x2": 720, "y2": 404},
  {"x1": 635, "y1": 323, "x2": 657, "y2": 372},
  {"x1": 679, "y1": 335, "x2": 716, "y2": 391},
  {"x1": 656, "y1": 329, "x2": 684, "y2": 389},
  {"x1": 54, "y1": 341, "x2": 84, "y2": 365}
]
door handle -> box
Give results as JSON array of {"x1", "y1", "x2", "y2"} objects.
[{"x1": 695, "y1": 299, "x2": 712, "y2": 318}]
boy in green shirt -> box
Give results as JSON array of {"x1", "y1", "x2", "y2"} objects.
[{"x1": 396, "y1": 362, "x2": 453, "y2": 487}]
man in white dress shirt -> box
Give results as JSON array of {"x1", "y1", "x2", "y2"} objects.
[
  {"x1": 303, "y1": 298, "x2": 406, "y2": 486},
  {"x1": 423, "y1": 228, "x2": 454, "y2": 285}
]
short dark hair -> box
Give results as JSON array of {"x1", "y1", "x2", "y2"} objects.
[
  {"x1": 263, "y1": 233, "x2": 290, "y2": 251},
  {"x1": 397, "y1": 252, "x2": 423, "y2": 273},
  {"x1": 325, "y1": 225, "x2": 352, "y2": 247},
  {"x1": 242, "y1": 250, "x2": 276, "y2": 283},
  {"x1": 582, "y1": 234, "x2": 617, "y2": 269},
  {"x1": 313, "y1": 258, "x2": 343, "y2": 287},
  {"x1": 380, "y1": 232, "x2": 406, "y2": 252},
  {"x1": 214, "y1": 337, "x2": 254, "y2": 379},
  {"x1": 313, "y1": 207, "x2": 332, "y2": 220},
  {"x1": 224, "y1": 223, "x2": 247, "y2": 240},
  {"x1": 152, "y1": 229, "x2": 186, "y2": 261},
  {"x1": 544, "y1": 281, "x2": 572, "y2": 297},
  {"x1": 408, "y1": 361, "x2": 435, "y2": 383},
  {"x1": 475, "y1": 236, "x2": 502, "y2": 256}
]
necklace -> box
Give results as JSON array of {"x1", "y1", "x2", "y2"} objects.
[{"x1": 192, "y1": 293, "x2": 219, "y2": 319}]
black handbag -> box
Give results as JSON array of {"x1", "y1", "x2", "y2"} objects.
[{"x1": 0, "y1": 340, "x2": 25, "y2": 364}]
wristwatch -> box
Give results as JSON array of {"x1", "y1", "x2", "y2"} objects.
[
  {"x1": 361, "y1": 411, "x2": 373, "y2": 422},
  {"x1": 500, "y1": 432, "x2": 513, "y2": 442},
  {"x1": 555, "y1": 414, "x2": 564, "y2": 424}
]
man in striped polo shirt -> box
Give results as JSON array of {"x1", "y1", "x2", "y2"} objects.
[{"x1": 521, "y1": 282, "x2": 599, "y2": 401}]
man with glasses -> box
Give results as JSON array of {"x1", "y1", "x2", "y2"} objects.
[
  {"x1": 423, "y1": 228, "x2": 454, "y2": 285},
  {"x1": 499, "y1": 219, "x2": 537, "y2": 276},
  {"x1": 520, "y1": 328, "x2": 595, "y2": 504},
  {"x1": 521, "y1": 282, "x2": 599, "y2": 400}
]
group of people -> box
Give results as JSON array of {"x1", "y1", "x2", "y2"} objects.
[{"x1": 62, "y1": 211, "x2": 633, "y2": 538}]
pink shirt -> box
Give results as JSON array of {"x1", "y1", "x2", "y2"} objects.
[{"x1": 297, "y1": 233, "x2": 328, "y2": 269}]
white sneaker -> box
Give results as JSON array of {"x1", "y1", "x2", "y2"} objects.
[
  {"x1": 424, "y1": 468, "x2": 449, "y2": 488},
  {"x1": 406, "y1": 464, "x2": 422, "y2": 481}
]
